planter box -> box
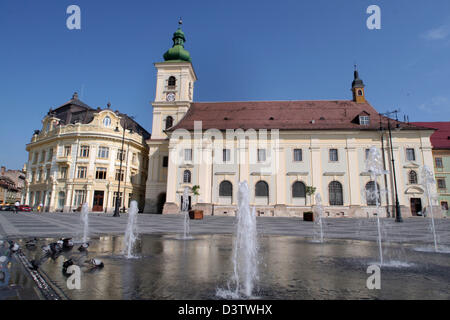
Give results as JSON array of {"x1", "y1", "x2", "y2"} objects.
[
  {"x1": 189, "y1": 210, "x2": 204, "y2": 220},
  {"x1": 303, "y1": 211, "x2": 314, "y2": 222}
]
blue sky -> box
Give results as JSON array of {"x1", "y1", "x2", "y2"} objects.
[{"x1": 1, "y1": 0, "x2": 449, "y2": 169}]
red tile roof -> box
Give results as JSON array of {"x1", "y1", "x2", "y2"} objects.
[
  {"x1": 168, "y1": 100, "x2": 430, "y2": 132},
  {"x1": 412, "y1": 122, "x2": 450, "y2": 150}
]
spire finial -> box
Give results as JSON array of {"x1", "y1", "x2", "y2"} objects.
[
  {"x1": 72, "y1": 92, "x2": 79, "y2": 100},
  {"x1": 107, "y1": 102, "x2": 111, "y2": 109},
  {"x1": 178, "y1": 17, "x2": 183, "y2": 27}
]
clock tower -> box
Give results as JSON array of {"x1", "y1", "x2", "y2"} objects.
[
  {"x1": 151, "y1": 21, "x2": 197, "y2": 140},
  {"x1": 144, "y1": 20, "x2": 197, "y2": 214}
]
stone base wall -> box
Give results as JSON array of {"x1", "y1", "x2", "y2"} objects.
[{"x1": 163, "y1": 202, "x2": 179, "y2": 214}]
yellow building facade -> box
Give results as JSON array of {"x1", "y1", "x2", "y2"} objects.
[
  {"x1": 25, "y1": 94, "x2": 149, "y2": 213},
  {"x1": 144, "y1": 26, "x2": 437, "y2": 218}
]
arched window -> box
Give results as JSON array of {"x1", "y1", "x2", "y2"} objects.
[
  {"x1": 255, "y1": 181, "x2": 269, "y2": 197},
  {"x1": 168, "y1": 76, "x2": 176, "y2": 87},
  {"x1": 409, "y1": 170, "x2": 418, "y2": 184},
  {"x1": 358, "y1": 89, "x2": 363, "y2": 96},
  {"x1": 183, "y1": 170, "x2": 191, "y2": 183},
  {"x1": 219, "y1": 181, "x2": 232, "y2": 197},
  {"x1": 103, "y1": 116, "x2": 111, "y2": 127},
  {"x1": 292, "y1": 181, "x2": 306, "y2": 198},
  {"x1": 165, "y1": 116, "x2": 173, "y2": 129},
  {"x1": 329, "y1": 181, "x2": 343, "y2": 206},
  {"x1": 365, "y1": 181, "x2": 381, "y2": 206}
]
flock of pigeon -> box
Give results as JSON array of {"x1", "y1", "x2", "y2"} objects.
[{"x1": 0, "y1": 237, "x2": 104, "y2": 282}]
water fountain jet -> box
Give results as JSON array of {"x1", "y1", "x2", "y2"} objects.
[
  {"x1": 365, "y1": 147, "x2": 389, "y2": 266},
  {"x1": 180, "y1": 187, "x2": 191, "y2": 240},
  {"x1": 80, "y1": 203, "x2": 89, "y2": 245},
  {"x1": 421, "y1": 165, "x2": 439, "y2": 252},
  {"x1": 123, "y1": 200, "x2": 139, "y2": 258},
  {"x1": 313, "y1": 194, "x2": 325, "y2": 243},
  {"x1": 217, "y1": 181, "x2": 258, "y2": 298}
]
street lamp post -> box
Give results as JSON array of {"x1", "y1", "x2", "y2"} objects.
[
  {"x1": 114, "y1": 116, "x2": 133, "y2": 217},
  {"x1": 381, "y1": 110, "x2": 403, "y2": 223}
]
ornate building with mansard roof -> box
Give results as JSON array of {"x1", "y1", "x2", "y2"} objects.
[
  {"x1": 144, "y1": 24, "x2": 437, "y2": 218},
  {"x1": 25, "y1": 93, "x2": 149, "y2": 213}
]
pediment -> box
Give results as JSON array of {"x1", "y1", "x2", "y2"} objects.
[
  {"x1": 405, "y1": 186, "x2": 424, "y2": 194},
  {"x1": 403, "y1": 162, "x2": 420, "y2": 169}
]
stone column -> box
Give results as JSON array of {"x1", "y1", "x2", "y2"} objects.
[
  {"x1": 163, "y1": 144, "x2": 179, "y2": 213},
  {"x1": 274, "y1": 146, "x2": 286, "y2": 216},
  {"x1": 345, "y1": 138, "x2": 361, "y2": 217},
  {"x1": 309, "y1": 140, "x2": 322, "y2": 203}
]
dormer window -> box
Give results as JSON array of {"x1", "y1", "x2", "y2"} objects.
[
  {"x1": 168, "y1": 76, "x2": 176, "y2": 88},
  {"x1": 359, "y1": 115, "x2": 370, "y2": 125},
  {"x1": 103, "y1": 116, "x2": 111, "y2": 127}
]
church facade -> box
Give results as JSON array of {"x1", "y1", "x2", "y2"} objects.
[{"x1": 144, "y1": 25, "x2": 436, "y2": 218}]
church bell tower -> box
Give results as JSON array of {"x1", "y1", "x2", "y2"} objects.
[{"x1": 151, "y1": 19, "x2": 197, "y2": 140}]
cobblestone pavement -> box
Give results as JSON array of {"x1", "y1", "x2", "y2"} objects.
[{"x1": 0, "y1": 211, "x2": 449, "y2": 245}]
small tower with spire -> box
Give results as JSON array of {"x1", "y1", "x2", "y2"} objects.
[{"x1": 351, "y1": 66, "x2": 366, "y2": 103}]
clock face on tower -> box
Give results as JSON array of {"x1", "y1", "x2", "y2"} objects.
[{"x1": 166, "y1": 92, "x2": 176, "y2": 102}]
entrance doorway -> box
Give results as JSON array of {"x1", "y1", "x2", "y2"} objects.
[
  {"x1": 410, "y1": 198, "x2": 422, "y2": 216},
  {"x1": 93, "y1": 191, "x2": 104, "y2": 212},
  {"x1": 157, "y1": 193, "x2": 166, "y2": 214}
]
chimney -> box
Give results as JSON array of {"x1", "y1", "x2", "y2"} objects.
[{"x1": 1, "y1": 166, "x2": 5, "y2": 176}]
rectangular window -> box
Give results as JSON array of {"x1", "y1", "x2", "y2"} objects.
[
  {"x1": 47, "y1": 148, "x2": 53, "y2": 161},
  {"x1": 223, "y1": 149, "x2": 231, "y2": 162},
  {"x1": 32, "y1": 170, "x2": 36, "y2": 183},
  {"x1": 60, "y1": 166, "x2": 67, "y2": 179},
  {"x1": 441, "y1": 201, "x2": 448, "y2": 211},
  {"x1": 33, "y1": 152, "x2": 38, "y2": 164},
  {"x1": 95, "y1": 167, "x2": 107, "y2": 180},
  {"x1": 162, "y1": 156, "x2": 169, "y2": 168},
  {"x1": 132, "y1": 153, "x2": 137, "y2": 164},
  {"x1": 80, "y1": 145, "x2": 90, "y2": 158},
  {"x1": 64, "y1": 145, "x2": 71, "y2": 157},
  {"x1": 73, "y1": 190, "x2": 86, "y2": 207},
  {"x1": 184, "y1": 149, "x2": 192, "y2": 161},
  {"x1": 293, "y1": 149, "x2": 303, "y2": 162},
  {"x1": 406, "y1": 148, "x2": 416, "y2": 161},
  {"x1": 115, "y1": 169, "x2": 124, "y2": 181},
  {"x1": 97, "y1": 146, "x2": 109, "y2": 159},
  {"x1": 437, "y1": 178, "x2": 446, "y2": 189},
  {"x1": 113, "y1": 192, "x2": 123, "y2": 207},
  {"x1": 359, "y1": 115, "x2": 370, "y2": 125},
  {"x1": 365, "y1": 149, "x2": 370, "y2": 160},
  {"x1": 40, "y1": 151, "x2": 46, "y2": 163},
  {"x1": 257, "y1": 149, "x2": 266, "y2": 162},
  {"x1": 77, "y1": 166, "x2": 87, "y2": 179},
  {"x1": 117, "y1": 149, "x2": 126, "y2": 161},
  {"x1": 435, "y1": 157, "x2": 443, "y2": 168},
  {"x1": 130, "y1": 170, "x2": 137, "y2": 184},
  {"x1": 38, "y1": 169, "x2": 43, "y2": 182},
  {"x1": 46, "y1": 168, "x2": 51, "y2": 180},
  {"x1": 329, "y1": 149, "x2": 338, "y2": 162}
]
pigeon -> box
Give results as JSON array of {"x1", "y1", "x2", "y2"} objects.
[
  {"x1": 78, "y1": 243, "x2": 89, "y2": 252},
  {"x1": 90, "y1": 258, "x2": 104, "y2": 268},
  {"x1": 9, "y1": 242, "x2": 20, "y2": 253},
  {"x1": 62, "y1": 238, "x2": 74, "y2": 250},
  {"x1": 42, "y1": 244, "x2": 51, "y2": 254},
  {"x1": 26, "y1": 238, "x2": 38, "y2": 248},
  {"x1": 62, "y1": 258, "x2": 74, "y2": 275}
]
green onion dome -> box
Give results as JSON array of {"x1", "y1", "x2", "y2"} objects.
[{"x1": 163, "y1": 27, "x2": 192, "y2": 62}]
